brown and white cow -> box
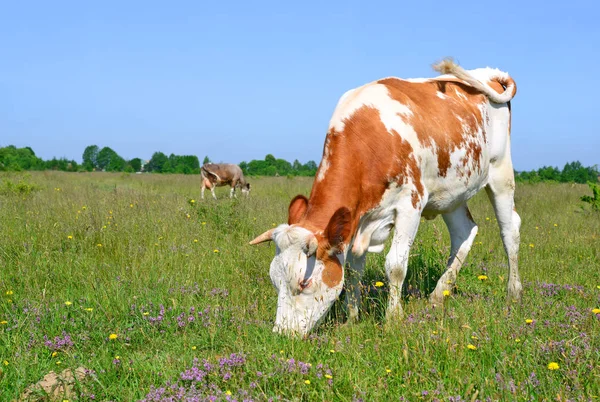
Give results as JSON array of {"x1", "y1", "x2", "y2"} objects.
[
  {"x1": 201, "y1": 163, "x2": 250, "y2": 200},
  {"x1": 250, "y1": 59, "x2": 522, "y2": 336}
]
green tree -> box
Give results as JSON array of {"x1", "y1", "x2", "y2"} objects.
[
  {"x1": 0, "y1": 145, "x2": 44, "y2": 171},
  {"x1": 129, "y1": 158, "x2": 142, "y2": 172},
  {"x1": 107, "y1": 154, "x2": 126, "y2": 172},
  {"x1": 96, "y1": 147, "x2": 117, "y2": 171},
  {"x1": 146, "y1": 152, "x2": 169, "y2": 172},
  {"x1": 292, "y1": 159, "x2": 302, "y2": 171},
  {"x1": 239, "y1": 161, "x2": 248, "y2": 174},
  {"x1": 82, "y1": 145, "x2": 99, "y2": 171},
  {"x1": 538, "y1": 166, "x2": 560, "y2": 182},
  {"x1": 203, "y1": 156, "x2": 211, "y2": 165}
]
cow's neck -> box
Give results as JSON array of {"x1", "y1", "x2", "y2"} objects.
[{"x1": 300, "y1": 167, "x2": 365, "y2": 237}]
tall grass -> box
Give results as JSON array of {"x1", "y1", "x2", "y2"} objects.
[{"x1": 1, "y1": 172, "x2": 599, "y2": 401}]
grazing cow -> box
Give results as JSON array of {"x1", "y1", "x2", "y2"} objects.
[
  {"x1": 201, "y1": 163, "x2": 250, "y2": 200},
  {"x1": 249, "y1": 59, "x2": 522, "y2": 336}
]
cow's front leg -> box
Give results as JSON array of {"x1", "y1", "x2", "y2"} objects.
[
  {"x1": 385, "y1": 200, "x2": 422, "y2": 322},
  {"x1": 344, "y1": 252, "x2": 366, "y2": 323}
]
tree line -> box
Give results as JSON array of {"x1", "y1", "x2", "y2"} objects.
[
  {"x1": 0, "y1": 145, "x2": 319, "y2": 177},
  {"x1": 515, "y1": 161, "x2": 599, "y2": 184},
  {"x1": 1, "y1": 144, "x2": 597, "y2": 182}
]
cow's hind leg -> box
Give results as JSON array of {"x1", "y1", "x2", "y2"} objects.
[
  {"x1": 486, "y1": 174, "x2": 522, "y2": 302},
  {"x1": 430, "y1": 204, "x2": 478, "y2": 306},
  {"x1": 344, "y1": 252, "x2": 366, "y2": 323},
  {"x1": 385, "y1": 199, "x2": 422, "y2": 322}
]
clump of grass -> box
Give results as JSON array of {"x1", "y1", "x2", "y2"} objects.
[
  {"x1": 580, "y1": 181, "x2": 600, "y2": 211},
  {"x1": 0, "y1": 174, "x2": 39, "y2": 196}
]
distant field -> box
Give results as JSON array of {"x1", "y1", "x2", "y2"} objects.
[{"x1": 1, "y1": 171, "x2": 599, "y2": 401}]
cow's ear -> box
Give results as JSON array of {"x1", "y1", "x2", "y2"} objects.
[
  {"x1": 288, "y1": 195, "x2": 308, "y2": 225},
  {"x1": 325, "y1": 207, "x2": 351, "y2": 252}
]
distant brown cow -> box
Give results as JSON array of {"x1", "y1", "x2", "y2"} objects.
[{"x1": 201, "y1": 163, "x2": 251, "y2": 200}]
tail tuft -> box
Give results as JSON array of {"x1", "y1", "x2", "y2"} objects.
[
  {"x1": 432, "y1": 57, "x2": 516, "y2": 104},
  {"x1": 432, "y1": 57, "x2": 460, "y2": 75}
]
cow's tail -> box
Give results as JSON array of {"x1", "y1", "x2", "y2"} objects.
[
  {"x1": 201, "y1": 165, "x2": 220, "y2": 182},
  {"x1": 432, "y1": 58, "x2": 516, "y2": 104}
]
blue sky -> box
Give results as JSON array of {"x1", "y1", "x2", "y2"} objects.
[{"x1": 1, "y1": 0, "x2": 598, "y2": 171}]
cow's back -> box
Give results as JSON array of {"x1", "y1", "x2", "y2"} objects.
[{"x1": 316, "y1": 75, "x2": 510, "y2": 222}]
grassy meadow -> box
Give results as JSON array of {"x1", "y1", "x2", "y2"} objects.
[{"x1": 1, "y1": 171, "x2": 599, "y2": 401}]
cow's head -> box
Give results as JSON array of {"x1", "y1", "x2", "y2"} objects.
[
  {"x1": 249, "y1": 195, "x2": 351, "y2": 336},
  {"x1": 241, "y1": 183, "x2": 251, "y2": 196}
]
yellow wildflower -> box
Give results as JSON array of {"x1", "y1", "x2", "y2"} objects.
[
  {"x1": 385, "y1": 368, "x2": 392, "y2": 373},
  {"x1": 515, "y1": 338, "x2": 521, "y2": 342},
  {"x1": 525, "y1": 319, "x2": 533, "y2": 324},
  {"x1": 485, "y1": 217, "x2": 490, "y2": 221},
  {"x1": 97, "y1": 243, "x2": 102, "y2": 247},
  {"x1": 304, "y1": 380, "x2": 311, "y2": 385},
  {"x1": 214, "y1": 249, "x2": 219, "y2": 253},
  {"x1": 325, "y1": 374, "x2": 332, "y2": 379},
  {"x1": 202, "y1": 222, "x2": 206, "y2": 225},
  {"x1": 56, "y1": 361, "x2": 62, "y2": 365},
  {"x1": 554, "y1": 223, "x2": 558, "y2": 227},
  {"x1": 467, "y1": 344, "x2": 477, "y2": 350},
  {"x1": 477, "y1": 275, "x2": 488, "y2": 281},
  {"x1": 67, "y1": 235, "x2": 73, "y2": 240},
  {"x1": 190, "y1": 199, "x2": 195, "y2": 204},
  {"x1": 442, "y1": 290, "x2": 451, "y2": 297},
  {"x1": 85, "y1": 308, "x2": 93, "y2": 312},
  {"x1": 3, "y1": 360, "x2": 8, "y2": 366},
  {"x1": 0, "y1": 320, "x2": 7, "y2": 325},
  {"x1": 471, "y1": 335, "x2": 478, "y2": 340},
  {"x1": 64, "y1": 301, "x2": 72, "y2": 306},
  {"x1": 52, "y1": 352, "x2": 58, "y2": 357},
  {"x1": 82, "y1": 206, "x2": 87, "y2": 210},
  {"x1": 6, "y1": 290, "x2": 13, "y2": 295},
  {"x1": 194, "y1": 239, "x2": 198, "y2": 243},
  {"x1": 375, "y1": 281, "x2": 384, "y2": 287},
  {"x1": 280, "y1": 350, "x2": 284, "y2": 354},
  {"x1": 329, "y1": 349, "x2": 335, "y2": 353},
  {"x1": 432, "y1": 331, "x2": 437, "y2": 335},
  {"x1": 130, "y1": 204, "x2": 134, "y2": 208},
  {"x1": 547, "y1": 362, "x2": 559, "y2": 370},
  {"x1": 115, "y1": 356, "x2": 120, "y2": 360},
  {"x1": 109, "y1": 333, "x2": 118, "y2": 340},
  {"x1": 225, "y1": 390, "x2": 232, "y2": 395},
  {"x1": 192, "y1": 346, "x2": 197, "y2": 350},
  {"x1": 592, "y1": 308, "x2": 600, "y2": 314},
  {"x1": 529, "y1": 244, "x2": 534, "y2": 248},
  {"x1": 143, "y1": 312, "x2": 149, "y2": 316}
]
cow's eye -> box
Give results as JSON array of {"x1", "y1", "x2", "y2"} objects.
[
  {"x1": 302, "y1": 245, "x2": 314, "y2": 257},
  {"x1": 299, "y1": 278, "x2": 312, "y2": 291}
]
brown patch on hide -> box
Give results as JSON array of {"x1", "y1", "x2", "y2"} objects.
[{"x1": 379, "y1": 78, "x2": 486, "y2": 178}]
